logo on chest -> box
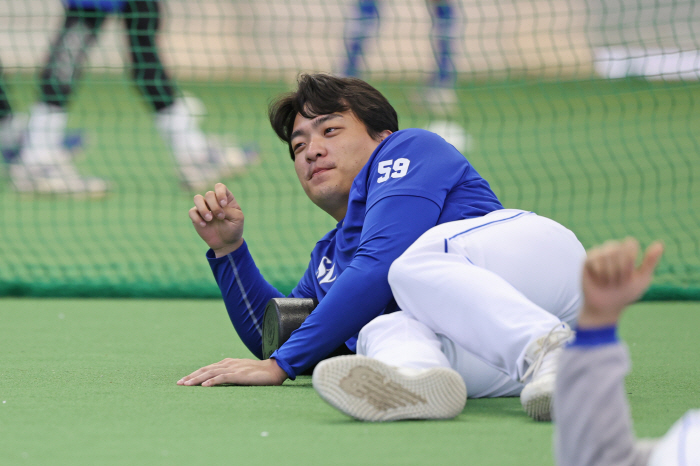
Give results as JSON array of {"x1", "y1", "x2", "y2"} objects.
[{"x1": 316, "y1": 256, "x2": 337, "y2": 285}]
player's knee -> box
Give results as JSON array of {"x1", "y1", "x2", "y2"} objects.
[
  {"x1": 388, "y1": 250, "x2": 420, "y2": 288},
  {"x1": 388, "y1": 256, "x2": 407, "y2": 289}
]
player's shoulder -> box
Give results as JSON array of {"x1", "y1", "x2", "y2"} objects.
[
  {"x1": 383, "y1": 127, "x2": 451, "y2": 148},
  {"x1": 376, "y1": 128, "x2": 466, "y2": 161},
  {"x1": 365, "y1": 128, "x2": 469, "y2": 179}
]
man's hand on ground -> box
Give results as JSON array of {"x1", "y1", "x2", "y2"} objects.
[
  {"x1": 177, "y1": 358, "x2": 288, "y2": 387},
  {"x1": 579, "y1": 237, "x2": 664, "y2": 329},
  {"x1": 189, "y1": 182, "x2": 245, "y2": 257}
]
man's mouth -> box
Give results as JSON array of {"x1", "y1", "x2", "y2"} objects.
[{"x1": 311, "y1": 167, "x2": 331, "y2": 179}]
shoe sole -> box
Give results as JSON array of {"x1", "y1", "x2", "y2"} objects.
[
  {"x1": 312, "y1": 355, "x2": 466, "y2": 422},
  {"x1": 520, "y1": 380, "x2": 553, "y2": 422}
]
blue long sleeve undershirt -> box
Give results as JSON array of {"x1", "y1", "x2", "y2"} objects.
[
  {"x1": 208, "y1": 195, "x2": 442, "y2": 377},
  {"x1": 206, "y1": 242, "x2": 285, "y2": 359}
]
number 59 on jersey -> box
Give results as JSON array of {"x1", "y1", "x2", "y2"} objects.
[{"x1": 377, "y1": 158, "x2": 411, "y2": 183}]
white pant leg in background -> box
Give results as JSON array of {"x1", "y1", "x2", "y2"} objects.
[{"x1": 386, "y1": 209, "x2": 586, "y2": 385}]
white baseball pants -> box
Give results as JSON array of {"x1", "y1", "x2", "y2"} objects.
[{"x1": 356, "y1": 209, "x2": 586, "y2": 398}]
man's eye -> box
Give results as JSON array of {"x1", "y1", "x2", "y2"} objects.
[
  {"x1": 293, "y1": 143, "x2": 304, "y2": 152},
  {"x1": 325, "y1": 127, "x2": 337, "y2": 134}
]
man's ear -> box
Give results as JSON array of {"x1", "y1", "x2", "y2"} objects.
[{"x1": 378, "y1": 129, "x2": 393, "y2": 141}]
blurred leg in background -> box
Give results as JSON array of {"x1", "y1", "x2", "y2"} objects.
[
  {"x1": 342, "y1": 0, "x2": 380, "y2": 78},
  {"x1": 0, "y1": 67, "x2": 27, "y2": 163},
  {"x1": 9, "y1": 0, "x2": 256, "y2": 195},
  {"x1": 10, "y1": 3, "x2": 109, "y2": 195},
  {"x1": 128, "y1": 0, "x2": 256, "y2": 192},
  {"x1": 423, "y1": 0, "x2": 458, "y2": 112},
  {"x1": 341, "y1": 0, "x2": 457, "y2": 114}
]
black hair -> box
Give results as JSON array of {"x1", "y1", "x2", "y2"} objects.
[{"x1": 268, "y1": 73, "x2": 399, "y2": 160}]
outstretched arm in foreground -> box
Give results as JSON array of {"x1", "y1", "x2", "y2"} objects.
[{"x1": 554, "y1": 238, "x2": 663, "y2": 466}]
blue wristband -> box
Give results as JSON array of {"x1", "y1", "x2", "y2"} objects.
[{"x1": 570, "y1": 325, "x2": 618, "y2": 347}]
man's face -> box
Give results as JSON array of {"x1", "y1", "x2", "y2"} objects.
[{"x1": 290, "y1": 110, "x2": 390, "y2": 220}]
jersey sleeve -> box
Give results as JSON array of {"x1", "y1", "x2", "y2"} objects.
[
  {"x1": 271, "y1": 195, "x2": 442, "y2": 379},
  {"x1": 365, "y1": 129, "x2": 472, "y2": 211},
  {"x1": 208, "y1": 240, "x2": 321, "y2": 359},
  {"x1": 207, "y1": 241, "x2": 284, "y2": 359},
  {"x1": 554, "y1": 331, "x2": 654, "y2": 466}
]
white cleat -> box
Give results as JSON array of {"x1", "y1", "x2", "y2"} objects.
[
  {"x1": 312, "y1": 355, "x2": 466, "y2": 422},
  {"x1": 176, "y1": 137, "x2": 259, "y2": 191},
  {"x1": 9, "y1": 156, "x2": 108, "y2": 197},
  {"x1": 520, "y1": 323, "x2": 574, "y2": 421}
]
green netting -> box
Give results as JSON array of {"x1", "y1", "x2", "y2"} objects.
[{"x1": 0, "y1": 1, "x2": 698, "y2": 300}]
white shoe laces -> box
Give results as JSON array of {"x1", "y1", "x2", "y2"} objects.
[{"x1": 520, "y1": 323, "x2": 573, "y2": 384}]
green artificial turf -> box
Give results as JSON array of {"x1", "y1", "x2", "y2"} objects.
[{"x1": 1, "y1": 298, "x2": 698, "y2": 466}]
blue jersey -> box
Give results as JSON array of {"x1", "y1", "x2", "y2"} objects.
[{"x1": 208, "y1": 128, "x2": 502, "y2": 378}]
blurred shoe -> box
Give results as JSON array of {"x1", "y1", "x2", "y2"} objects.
[
  {"x1": 312, "y1": 355, "x2": 466, "y2": 422},
  {"x1": 157, "y1": 98, "x2": 260, "y2": 190},
  {"x1": 176, "y1": 137, "x2": 259, "y2": 191},
  {"x1": 1, "y1": 114, "x2": 86, "y2": 163},
  {"x1": 9, "y1": 152, "x2": 108, "y2": 196},
  {"x1": 520, "y1": 323, "x2": 574, "y2": 421}
]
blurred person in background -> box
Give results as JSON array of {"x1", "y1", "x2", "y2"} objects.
[
  {"x1": 5, "y1": 0, "x2": 256, "y2": 195},
  {"x1": 342, "y1": 0, "x2": 458, "y2": 112}
]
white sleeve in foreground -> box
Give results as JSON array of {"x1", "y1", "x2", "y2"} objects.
[{"x1": 554, "y1": 344, "x2": 654, "y2": 466}]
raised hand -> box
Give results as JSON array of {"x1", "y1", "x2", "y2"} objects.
[
  {"x1": 579, "y1": 237, "x2": 664, "y2": 328},
  {"x1": 189, "y1": 183, "x2": 245, "y2": 257}
]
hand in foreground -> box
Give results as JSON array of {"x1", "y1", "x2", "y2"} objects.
[
  {"x1": 579, "y1": 237, "x2": 664, "y2": 329},
  {"x1": 189, "y1": 183, "x2": 245, "y2": 257},
  {"x1": 177, "y1": 358, "x2": 288, "y2": 387}
]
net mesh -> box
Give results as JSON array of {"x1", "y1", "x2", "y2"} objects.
[{"x1": 1, "y1": 0, "x2": 698, "y2": 299}]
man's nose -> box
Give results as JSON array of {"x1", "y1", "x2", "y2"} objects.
[{"x1": 305, "y1": 136, "x2": 327, "y2": 161}]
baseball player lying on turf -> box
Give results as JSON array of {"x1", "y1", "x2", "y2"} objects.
[
  {"x1": 178, "y1": 73, "x2": 585, "y2": 421},
  {"x1": 555, "y1": 238, "x2": 698, "y2": 466}
]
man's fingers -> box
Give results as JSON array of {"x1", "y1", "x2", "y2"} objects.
[
  {"x1": 177, "y1": 359, "x2": 244, "y2": 386},
  {"x1": 204, "y1": 190, "x2": 224, "y2": 220},
  {"x1": 193, "y1": 194, "x2": 215, "y2": 223},
  {"x1": 177, "y1": 359, "x2": 229, "y2": 384},
  {"x1": 603, "y1": 241, "x2": 624, "y2": 286},
  {"x1": 617, "y1": 238, "x2": 639, "y2": 283},
  {"x1": 214, "y1": 183, "x2": 231, "y2": 207},
  {"x1": 188, "y1": 206, "x2": 206, "y2": 227},
  {"x1": 639, "y1": 241, "x2": 664, "y2": 277},
  {"x1": 584, "y1": 247, "x2": 605, "y2": 284},
  {"x1": 178, "y1": 366, "x2": 210, "y2": 384},
  {"x1": 588, "y1": 240, "x2": 620, "y2": 286},
  {"x1": 182, "y1": 367, "x2": 232, "y2": 386},
  {"x1": 201, "y1": 374, "x2": 236, "y2": 387}
]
